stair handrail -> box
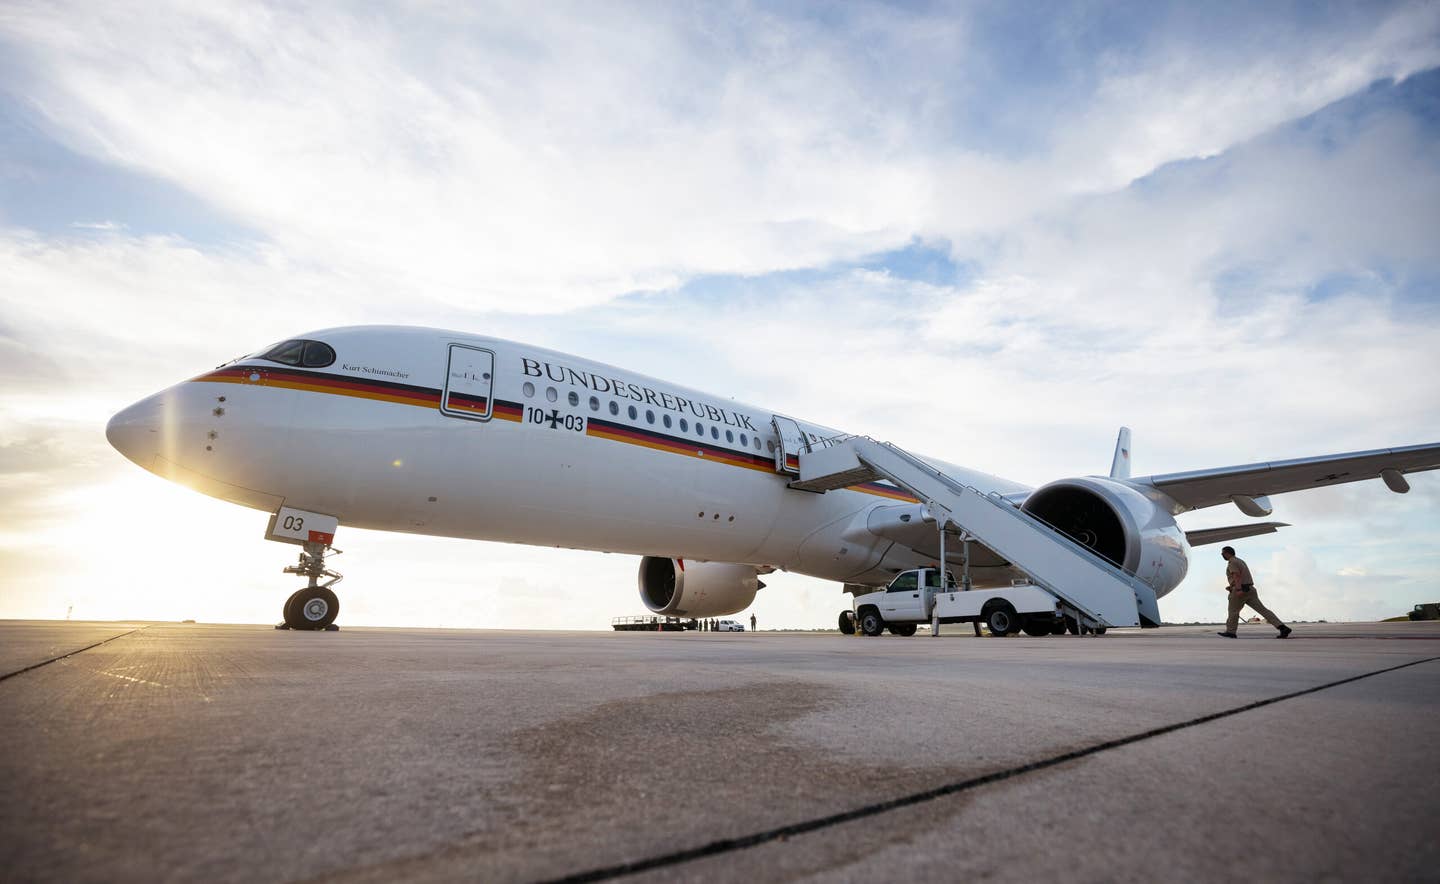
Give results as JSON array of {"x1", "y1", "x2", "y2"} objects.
[{"x1": 848, "y1": 437, "x2": 1159, "y2": 597}]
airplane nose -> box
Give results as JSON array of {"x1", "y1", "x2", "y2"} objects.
[{"x1": 106, "y1": 394, "x2": 165, "y2": 469}]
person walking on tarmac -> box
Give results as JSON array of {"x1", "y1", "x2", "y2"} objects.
[{"x1": 1218, "y1": 546, "x2": 1292, "y2": 639}]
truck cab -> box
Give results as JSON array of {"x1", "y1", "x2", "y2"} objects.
[{"x1": 850, "y1": 568, "x2": 955, "y2": 636}]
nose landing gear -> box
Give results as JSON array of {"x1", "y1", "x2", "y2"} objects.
[
  {"x1": 266, "y1": 506, "x2": 344, "y2": 631},
  {"x1": 278, "y1": 541, "x2": 343, "y2": 630}
]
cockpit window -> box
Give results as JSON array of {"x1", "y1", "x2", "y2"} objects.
[
  {"x1": 258, "y1": 339, "x2": 335, "y2": 368},
  {"x1": 301, "y1": 341, "x2": 336, "y2": 367}
]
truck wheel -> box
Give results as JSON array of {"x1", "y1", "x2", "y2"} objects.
[
  {"x1": 1064, "y1": 617, "x2": 1079, "y2": 635},
  {"x1": 889, "y1": 623, "x2": 917, "y2": 637},
  {"x1": 983, "y1": 603, "x2": 1017, "y2": 637},
  {"x1": 858, "y1": 609, "x2": 885, "y2": 637},
  {"x1": 1094, "y1": 627, "x2": 1107, "y2": 636},
  {"x1": 1020, "y1": 617, "x2": 1050, "y2": 637},
  {"x1": 838, "y1": 611, "x2": 856, "y2": 635}
]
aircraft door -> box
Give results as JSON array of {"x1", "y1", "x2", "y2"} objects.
[
  {"x1": 441, "y1": 344, "x2": 495, "y2": 421},
  {"x1": 772, "y1": 415, "x2": 809, "y2": 474}
]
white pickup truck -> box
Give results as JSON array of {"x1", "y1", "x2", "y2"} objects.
[{"x1": 845, "y1": 567, "x2": 1088, "y2": 637}]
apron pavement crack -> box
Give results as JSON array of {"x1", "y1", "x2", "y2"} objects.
[
  {"x1": 539, "y1": 654, "x2": 1440, "y2": 884},
  {"x1": 0, "y1": 627, "x2": 149, "y2": 683}
]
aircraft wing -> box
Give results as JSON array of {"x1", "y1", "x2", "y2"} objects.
[{"x1": 1135, "y1": 442, "x2": 1440, "y2": 512}]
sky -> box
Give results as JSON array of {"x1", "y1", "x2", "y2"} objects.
[{"x1": 1, "y1": 1, "x2": 1438, "y2": 630}]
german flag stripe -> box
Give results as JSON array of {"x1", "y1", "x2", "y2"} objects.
[
  {"x1": 199, "y1": 366, "x2": 439, "y2": 401},
  {"x1": 586, "y1": 418, "x2": 775, "y2": 473},
  {"x1": 855, "y1": 481, "x2": 916, "y2": 502},
  {"x1": 492, "y1": 401, "x2": 523, "y2": 422},
  {"x1": 193, "y1": 367, "x2": 912, "y2": 498}
]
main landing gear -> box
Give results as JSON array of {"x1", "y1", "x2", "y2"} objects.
[{"x1": 276, "y1": 540, "x2": 343, "y2": 631}]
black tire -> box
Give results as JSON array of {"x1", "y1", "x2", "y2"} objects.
[
  {"x1": 858, "y1": 608, "x2": 885, "y2": 637},
  {"x1": 1020, "y1": 617, "x2": 1050, "y2": 637},
  {"x1": 292, "y1": 586, "x2": 340, "y2": 630},
  {"x1": 1093, "y1": 627, "x2": 1107, "y2": 636},
  {"x1": 838, "y1": 611, "x2": 856, "y2": 635},
  {"x1": 889, "y1": 623, "x2": 918, "y2": 637},
  {"x1": 1064, "y1": 617, "x2": 1079, "y2": 635},
  {"x1": 983, "y1": 603, "x2": 1017, "y2": 637},
  {"x1": 282, "y1": 589, "x2": 307, "y2": 629}
]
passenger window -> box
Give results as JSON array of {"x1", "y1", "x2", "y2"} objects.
[
  {"x1": 662, "y1": 414, "x2": 672, "y2": 428},
  {"x1": 627, "y1": 405, "x2": 638, "y2": 420},
  {"x1": 767, "y1": 441, "x2": 775, "y2": 453},
  {"x1": 725, "y1": 430, "x2": 734, "y2": 444},
  {"x1": 754, "y1": 437, "x2": 762, "y2": 451},
  {"x1": 740, "y1": 433, "x2": 748, "y2": 447},
  {"x1": 523, "y1": 382, "x2": 535, "y2": 398},
  {"x1": 710, "y1": 426, "x2": 719, "y2": 440},
  {"x1": 568, "y1": 391, "x2": 579, "y2": 407},
  {"x1": 696, "y1": 423, "x2": 705, "y2": 437},
  {"x1": 546, "y1": 387, "x2": 558, "y2": 403},
  {"x1": 645, "y1": 410, "x2": 655, "y2": 424},
  {"x1": 609, "y1": 401, "x2": 619, "y2": 416},
  {"x1": 680, "y1": 418, "x2": 689, "y2": 432},
  {"x1": 589, "y1": 396, "x2": 600, "y2": 411}
]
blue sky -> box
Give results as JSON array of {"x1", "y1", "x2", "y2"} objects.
[{"x1": 1, "y1": 1, "x2": 1437, "y2": 628}]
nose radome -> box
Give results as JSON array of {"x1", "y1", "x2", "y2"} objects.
[{"x1": 106, "y1": 394, "x2": 164, "y2": 469}]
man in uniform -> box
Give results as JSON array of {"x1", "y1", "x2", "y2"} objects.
[
  {"x1": 1218, "y1": 546, "x2": 1292, "y2": 639},
  {"x1": 750, "y1": 613, "x2": 757, "y2": 632}
]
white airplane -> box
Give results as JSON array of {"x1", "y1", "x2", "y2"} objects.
[{"x1": 105, "y1": 325, "x2": 1440, "y2": 631}]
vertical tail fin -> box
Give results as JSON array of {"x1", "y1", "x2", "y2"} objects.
[{"x1": 1109, "y1": 427, "x2": 1132, "y2": 480}]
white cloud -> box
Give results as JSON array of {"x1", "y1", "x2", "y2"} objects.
[{"x1": 4, "y1": 2, "x2": 1436, "y2": 311}]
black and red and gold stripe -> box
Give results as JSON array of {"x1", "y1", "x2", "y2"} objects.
[
  {"x1": 195, "y1": 367, "x2": 914, "y2": 500},
  {"x1": 585, "y1": 417, "x2": 776, "y2": 474}
]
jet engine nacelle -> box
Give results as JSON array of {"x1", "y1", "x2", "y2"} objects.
[
  {"x1": 638, "y1": 557, "x2": 762, "y2": 618},
  {"x1": 1020, "y1": 476, "x2": 1190, "y2": 598}
]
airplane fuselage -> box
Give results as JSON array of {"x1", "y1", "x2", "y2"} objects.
[{"x1": 107, "y1": 326, "x2": 1037, "y2": 588}]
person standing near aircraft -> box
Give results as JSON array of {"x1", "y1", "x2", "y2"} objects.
[
  {"x1": 750, "y1": 613, "x2": 757, "y2": 632},
  {"x1": 1218, "y1": 546, "x2": 1292, "y2": 639}
]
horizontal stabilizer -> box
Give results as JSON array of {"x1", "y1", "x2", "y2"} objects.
[{"x1": 1184, "y1": 522, "x2": 1289, "y2": 547}]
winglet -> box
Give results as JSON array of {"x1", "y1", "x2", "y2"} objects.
[{"x1": 1109, "y1": 427, "x2": 1132, "y2": 479}]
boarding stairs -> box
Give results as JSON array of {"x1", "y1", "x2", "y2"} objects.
[{"x1": 790, "y1": 437, "x2": 1160, "y2": 628}]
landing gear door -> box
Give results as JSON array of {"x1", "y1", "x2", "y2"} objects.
[
  {"x1": 772, "y1": 415, "x2": 809, "y2": 474},
  {"x1": 441, "y1": 344, "x2": 495, "y2": 421}
]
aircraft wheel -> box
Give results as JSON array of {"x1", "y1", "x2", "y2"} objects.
[
  {"x1": 293, "y1": 586, "x2": 340, "y2": 630},
  {"x1": 858, "y1": 609, "x2": 885, "y2": 637},
  {"x1": 282, "y1": 589, "x2": 307, "y2": 629},
  {"x1": 983, "y1": 603, "x2": 1017, "y2": 637},
  {"x1": 838, "y1": 611, "x2": 856, "y2": 635},
  {"x1": 889, "y1": 623, "x2": 917, "y2": 637}
]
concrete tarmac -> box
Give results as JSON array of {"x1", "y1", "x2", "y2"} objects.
[{"x1": 1, "y1": 620, "x2": 1437, "y2": 882}]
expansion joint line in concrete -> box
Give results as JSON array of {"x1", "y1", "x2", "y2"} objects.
[
  {"x1": 541, "y1": 654, "x2": 1440, "y2": 884},
  {"x1": 0, "y1": 627, "x2": 149, "y2": 683}
]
